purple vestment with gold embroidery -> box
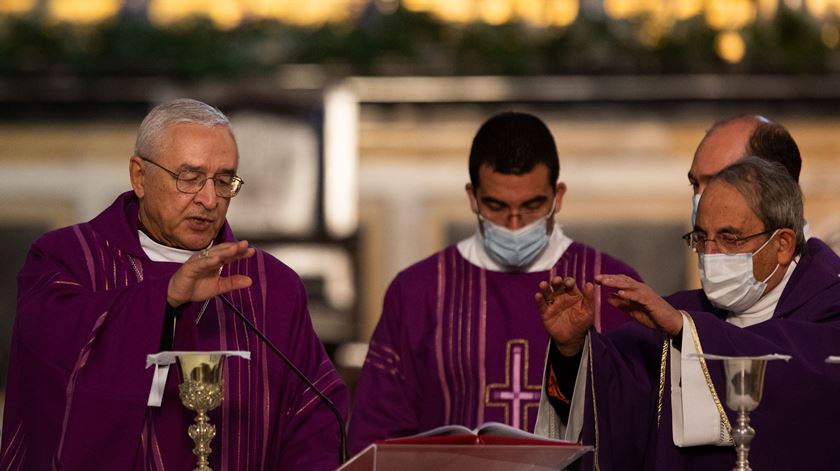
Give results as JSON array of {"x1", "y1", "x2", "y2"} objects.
[
  {"x1": 348, "y1": 243, "x2": 639, "y2": 455},
  {"x1": 0, "y1": 192, "x2": 347, "y2": 470}
]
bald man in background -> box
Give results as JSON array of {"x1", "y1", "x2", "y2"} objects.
[{"x1": 687, "y1": 114, "x2": 813, "y2": 239}]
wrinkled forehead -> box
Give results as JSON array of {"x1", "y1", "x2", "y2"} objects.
[{"x1": 157, "y1": 123, "x2": 239, "y2": 170}]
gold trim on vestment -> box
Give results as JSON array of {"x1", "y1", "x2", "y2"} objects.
[
  {"x1": 683, "y1": 310, "x2": 733, "y2": 442},
  {"x1": 656, "y1": 337, "x2": 669, "y2": 428},
  {"x1": 587, "y1": 333, "x2": 601, "y2": 471}
]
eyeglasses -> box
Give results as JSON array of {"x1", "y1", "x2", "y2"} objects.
[
  {"x1": 682, "y1": 228, "x2": 777, "y2": 254},
  {"x1": 139, "y1": 156, "x2": 244, "y2": 198}
]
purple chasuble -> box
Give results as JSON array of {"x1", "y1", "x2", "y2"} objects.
[
  {"x1": 0, "y1": 192, "x2": 348, "y2": 471},
  {"x1": 571, "y1": 238, "x2": 840, "y2": 470},
  {"x1": 348, "y1": 242, "x2": 640, "y2": 455}
]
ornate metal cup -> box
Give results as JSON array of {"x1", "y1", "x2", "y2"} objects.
[
  {"x1": 178, "y1": 353, "x2": 225, "y2": 471},
  {"x1": 723, "y1": 358, "x2": 767, "y2": 471}
]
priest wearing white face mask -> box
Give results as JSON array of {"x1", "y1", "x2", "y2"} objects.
[
  {"x1": 348, "y1": 111, "x2": 642, "y2": 454},
  {"x1": 533, "y1": 156, "x2": 840, "y2": 470}
]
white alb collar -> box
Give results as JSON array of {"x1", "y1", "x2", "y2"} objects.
[
  {"x1": 456, "y1": 222, "x2": 573, "y2": 272},
  {"x1": 138, "y1": 230, "x2": 210, "y2": 263}
]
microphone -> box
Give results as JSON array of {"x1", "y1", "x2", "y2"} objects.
[{"x1": 218, "y1": 294, "x2": 348, "y2": 465}]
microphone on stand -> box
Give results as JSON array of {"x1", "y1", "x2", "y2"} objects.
[{"x1": 218, "y1": 294, "x2": 348, "y2": 466}]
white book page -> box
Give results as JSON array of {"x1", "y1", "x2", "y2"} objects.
[{"x1": 409, "y1": 424, "x2": 474, "y2": 437}]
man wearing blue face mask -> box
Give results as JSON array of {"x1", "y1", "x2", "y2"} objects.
[
  {"x1": 534, "y1": 157, "x2": 840, "y2": 470},
  {"x1": 348, "y1": 111, "x2": 641, "y2": 455}
]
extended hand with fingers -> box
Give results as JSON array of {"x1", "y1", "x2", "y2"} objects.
[
  {"x1": 535, "y1": 276, "x2": 595, "y2": 356},
  {"x1": 595, "y1": 274, "x2": 683, "y2": 336},
  {"x1": 167, "y1": 240, "x2": 256, "y2": 307}
]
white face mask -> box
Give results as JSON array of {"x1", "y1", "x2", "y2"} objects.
[
  {"x1": 479, "y1": 201, "x2": 555, "y2": 268},
  {"x1": 699, "y1": 230, "x2": 780, "y2": 313},
  {"x1": 691, "y1": 193, "x2": 701, "y2": 226}
]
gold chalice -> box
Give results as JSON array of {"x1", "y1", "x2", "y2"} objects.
[{"x1": 178, "y1": 353, "x2": 225, "y2": 471}]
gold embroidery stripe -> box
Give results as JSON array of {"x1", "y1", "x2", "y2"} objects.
[
  {"x1": 657, "y1": 337, "x2": 669, "y2": 429},
  {"x1": 683, "y1": 311, "x2": 733, "y2": 440},
  {"x1": 587, "y1": 334, "x2": 601, "y2": 471}
]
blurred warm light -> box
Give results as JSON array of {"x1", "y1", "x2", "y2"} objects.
[
  {"x1": 240, "y1": 0, "x2": 291, "y2": 18},
  {"x1": 518, "y1": 0, "x2": 579, "y2": 27},
  {"x1": 601, "y1": 0, "x2": 701, "y2": 39},
  {"x1": 285, "y1": 0, "x2": 355, "y2": 26},
  {"x1": 0, "y1": 0, "x2": 36, "y2": 14},
  {"x1": 402, "y1": 0, "x2": 438, "y2": 10},
  {"x1": 715, "y1": 31, "x2": 746, "y2": 63},
  {"x1": 149, "y1": 0, "x2": 355, "y2": 27},
  {"x1": 48, "y1": 0, "x2": 120, "y2": 23},
  {"x1": 3, "y1": 0, "x2": 839, "y2": 57},
  {"x1": 432, "y1": 0, "x2": 474, "y2": 23},
  {"x1": 480, "y1": 0, "x2": 513, "y2": 25},
  {"x1": 758, "y1": 0, "x2": 779, "y2": 18},
  {"x1": 407, "y1": 0, "x2": 582, "y2": 26},
  {"x1": 149, "y1": 0, "x2": 244, "y2": 28},
  {"x1": 822, "y1": 23, "x2": 840, "y2": 47},
  {"x1": 705, "y1": 0, "x2": 756, "y2": 31},
  {"x1": 806, "y1": 0, "x2": 830, "y2": 16},
  {"x1": 806, "y1": 0, "x2": 840, "y2": 16},
  {"x1": 514, "y1": 0, "x2": 542, "y2": 25},
  {"x1": 604, "y1": 0, "x2": 641, "y2": 19},
  {"x1": 544, "y1": 0, "x2": 579, "y2": 27},
  {"x1": 206, "y1": 0, "x2": 243, "y2": 29},
  {"x1": 673, "y1": 0, "x2": 703, "y2": 20}
]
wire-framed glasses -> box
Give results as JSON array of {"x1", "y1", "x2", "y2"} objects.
[
  {"x1": 140, "y1": 156, "x2": 244, "y2": 198},
  {"x1": 681, "y1": 228, "x2": 776, "y2": 254}
]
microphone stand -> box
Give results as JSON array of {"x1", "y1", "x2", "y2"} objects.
[{"x1": 218, "y1": 295, "x2": 348, "y2": 466}]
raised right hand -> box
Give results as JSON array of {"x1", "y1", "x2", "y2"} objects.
[
  {"x1": 535, "y1": 276, "x2": 595, "y2": 356},
  {"x1": 167, "y1": 240, "x2": 255, "y2": 307}
]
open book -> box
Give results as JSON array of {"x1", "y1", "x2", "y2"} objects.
[{"x1": 378, "y1": 422, "x2": 579, "y2": 446}]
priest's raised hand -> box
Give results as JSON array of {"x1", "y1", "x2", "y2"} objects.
[
  {"x1": 166, "y1": 239, "x2": 255, "y2": 307},
  {"x1": 535, "y1": 276, "x2": 595, "y2": 356},
  {"x1": 594, "y1": 274, "x2": 683, "y2": 337}
]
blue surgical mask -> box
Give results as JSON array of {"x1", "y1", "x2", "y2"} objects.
[
  {"x1": 691, "y1": 193, "x2": 701, "y2": 226},
  {"x1": 479, "y1": 203, "x2": 554, "y2": 268},
  {"x1": 699, "y1": 230, "x2": 780, "y2": 313}
]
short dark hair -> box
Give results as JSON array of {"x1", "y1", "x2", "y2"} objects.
[
  {"x1": 468, "y1": 111, "x2": 559, "y2": 189},
  {"x1": 712, "y1": 156, "x2": 806, "y2": 255},
  {"x1": 746, "y1": 119, "x2": 801, "y2": 182}
]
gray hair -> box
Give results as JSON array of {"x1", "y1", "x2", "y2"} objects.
[
  {"x1": 134, "y1": 98, "x2": 233, "y2": 159},
  {"x1": 711, "y1": 156, "x2": 806, "y2": 255}
]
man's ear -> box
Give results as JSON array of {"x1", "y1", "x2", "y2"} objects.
[
  {"x1": 776, "y1": 228, "x2": 797, "y2": 266},
  {"x1": 553, "y1": 182, "x2": 567, "y2": 213},
  {"x1": 129, "y1": 155, "x2": 146, "y2": 198},
  {"x1": 465, "y1": 183, "x2": 478, "y2": 214}
]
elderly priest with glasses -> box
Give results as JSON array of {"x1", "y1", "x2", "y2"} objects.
[
  {"x1": 534, "y1": 157, "x2": 840, "y2": 470},
  {"x1": 0, "y1": 98, "x2": 348, "y2": 470}
]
